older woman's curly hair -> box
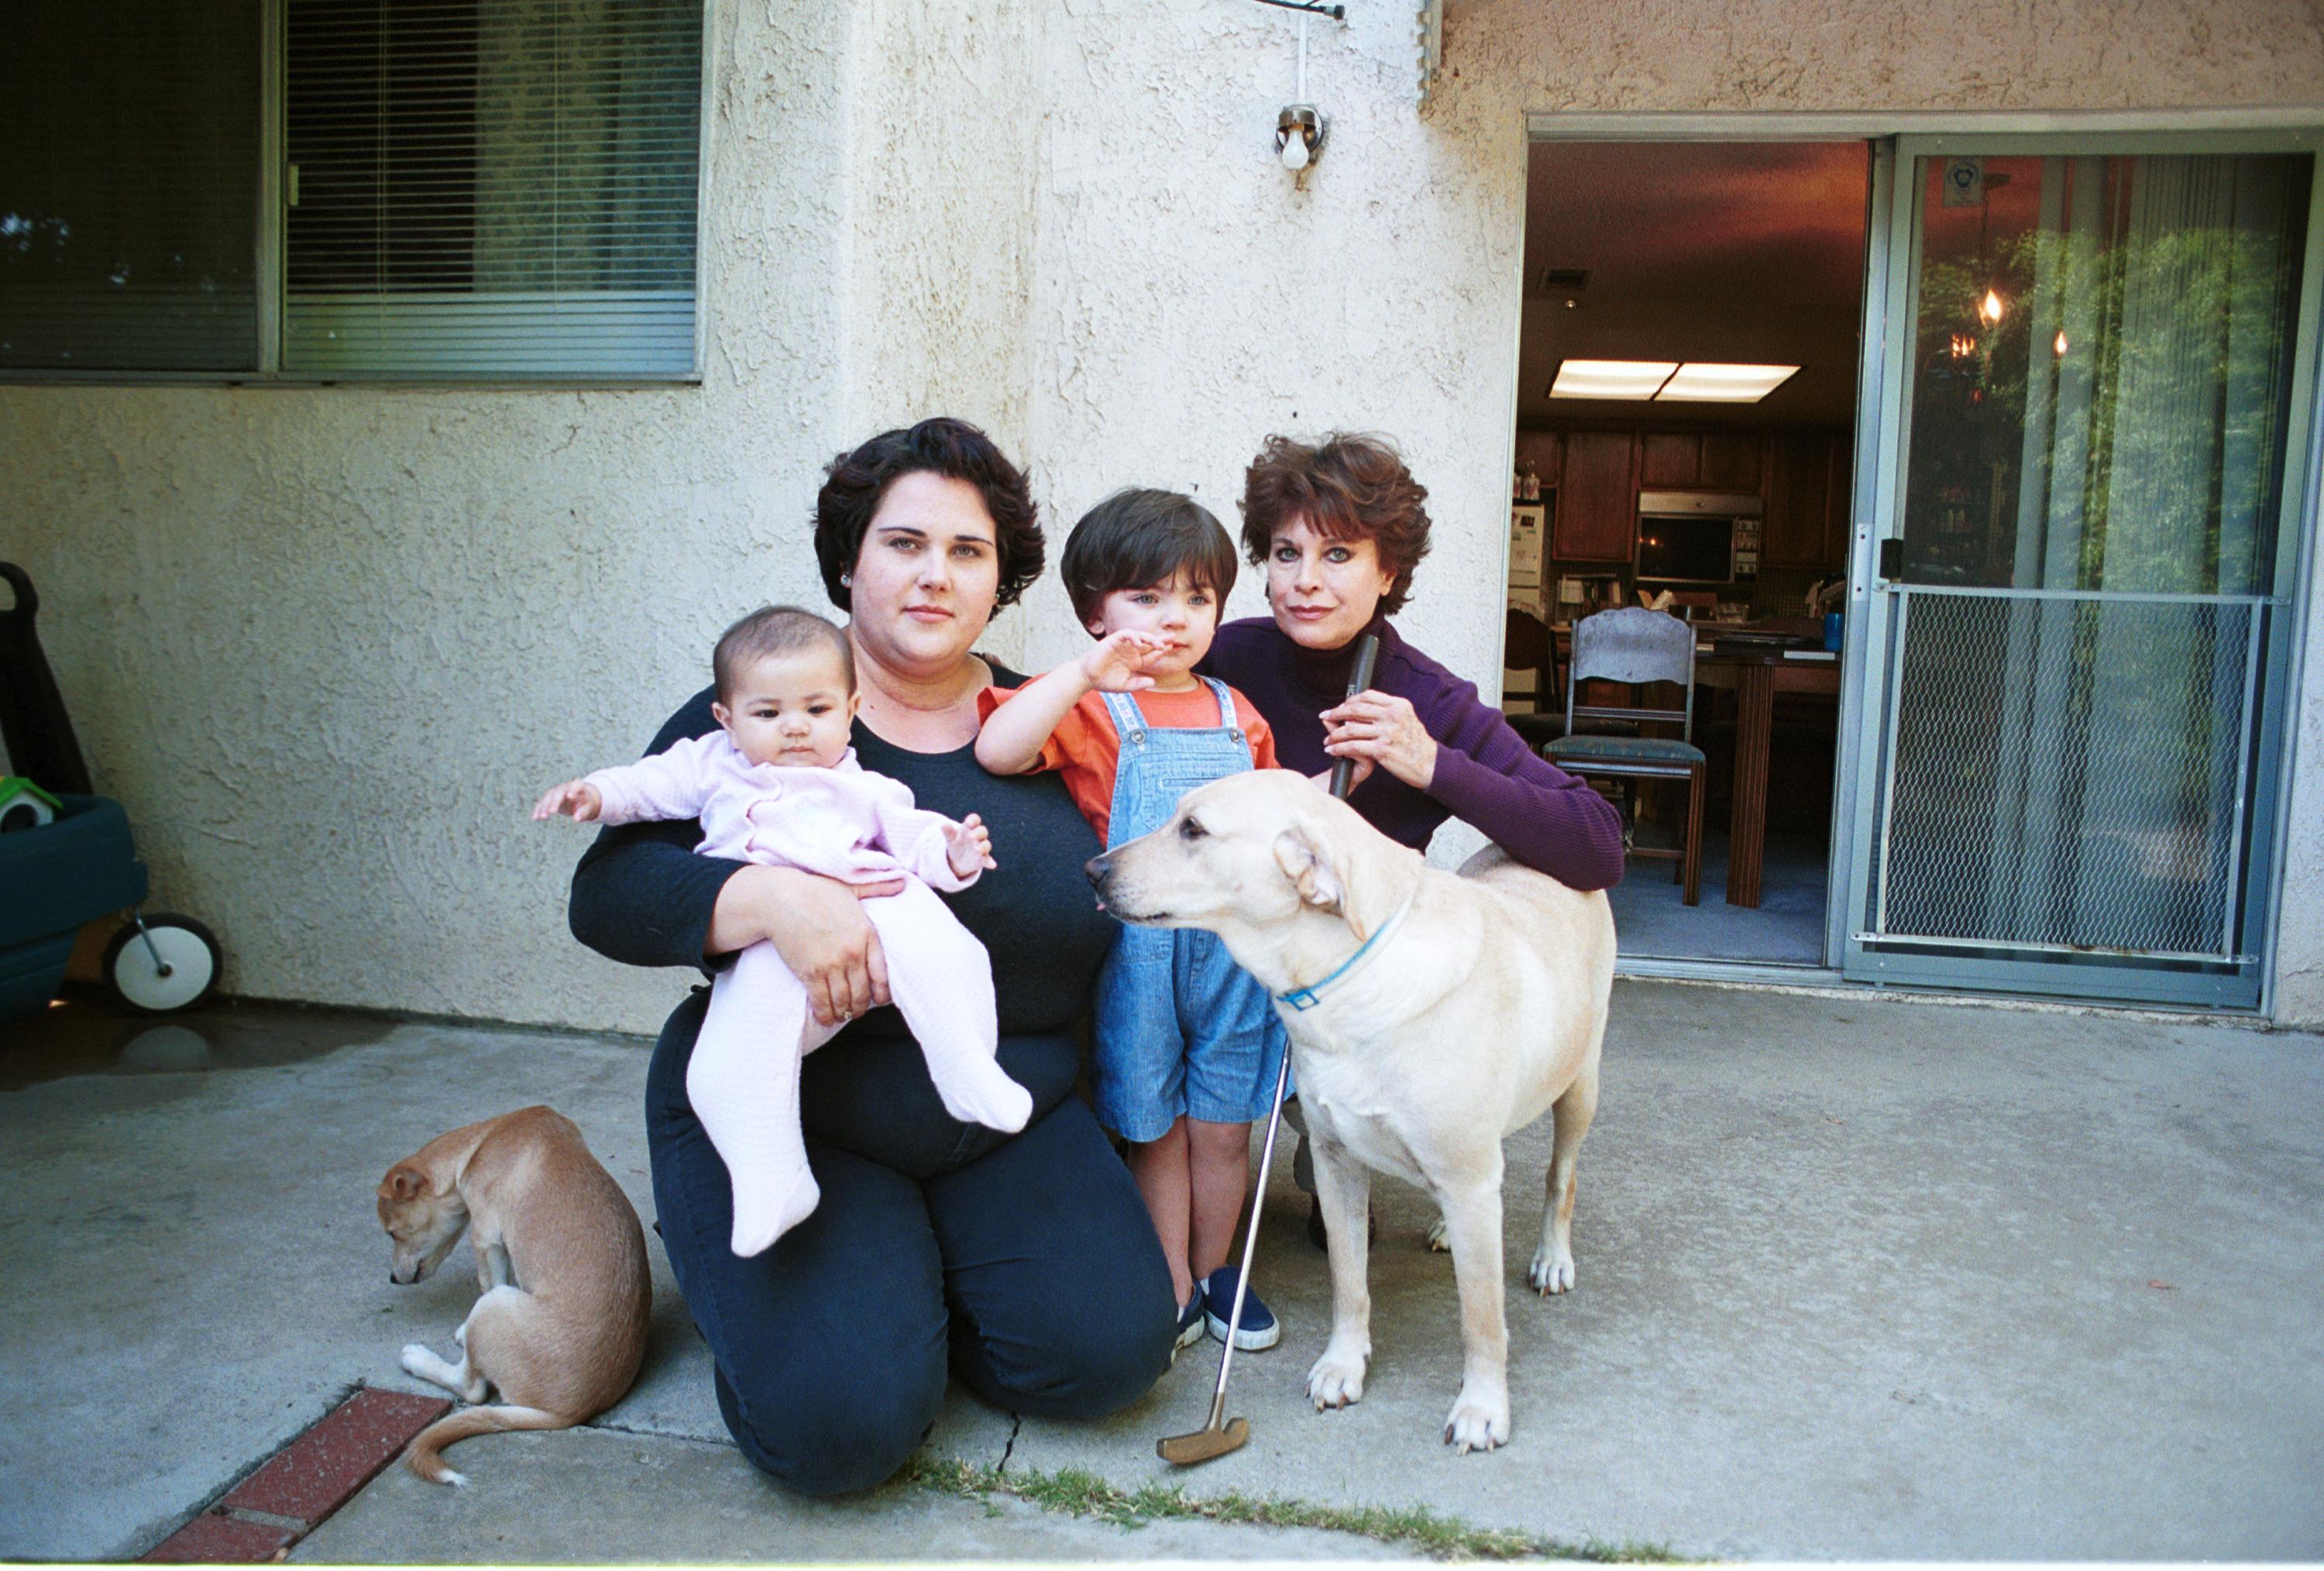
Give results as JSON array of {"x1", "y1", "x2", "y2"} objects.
[
  {"x1": 1239, "y1": 432, "x2": 1432, "y2": 617},
  {"x1": 813, "y1": 418, "x2": 1044, "y2": 612}
]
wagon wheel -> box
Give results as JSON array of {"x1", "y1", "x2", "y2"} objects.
[{"x1": 101, "y1": 913, "x2": 222, "y2": 1014}]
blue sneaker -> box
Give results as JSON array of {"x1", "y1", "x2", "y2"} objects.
[
  {"x1": 1202, "y1": 1266, "x2": 1280, "y2": 1351},
  {"x1": 1170, "y1": 1292, "x2": 1207, "y2": 1363}
]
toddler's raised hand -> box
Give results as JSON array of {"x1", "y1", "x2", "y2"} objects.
[
  {"x1": 944, "y1": 812, "x2": 997, "y2": 878},
  {"x1": 1078, "y1": 629, "x2": 1168, "y2": 693},
  {"x1": 532, "y1": 779, "x2": 603, "y2": 822}
]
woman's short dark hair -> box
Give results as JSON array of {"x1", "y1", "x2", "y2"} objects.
[
  {"x1": 1059, "y1": 489, "x2": 1239, "y2": 630},
  {"x1": 1239, "y1": 432, "x2": 1432, "y2": 617},
  {"x1": 813, "y1": 418, "x2": 1044, "y2": 613}
]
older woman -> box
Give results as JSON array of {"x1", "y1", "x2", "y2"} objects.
[
  {"x1": 1202, "y1": 432, "x2": 1627, "y2": 1243},
  {"x1": 1204, "y1": 431, "x2": 1624, "y2": 888},
  {"x1": 570, "y1": 418, "x2": 1175, "y2": 1496}
]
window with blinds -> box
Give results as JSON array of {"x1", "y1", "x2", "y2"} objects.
[
  {"x1": 283, "y1": 0, "x2": 703, "y2": 377},
  {"x1": 1, "y1": 1, "x2": 702, "y2": 381}
]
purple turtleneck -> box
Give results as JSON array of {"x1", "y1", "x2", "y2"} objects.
[{"x1": 1201, "y1": 614, "x2": 1627, "y2": 892}]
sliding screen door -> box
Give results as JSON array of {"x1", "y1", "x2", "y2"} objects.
[{"x1": 1843, "y1": 136, "x2": 2319, "y2": 1006}]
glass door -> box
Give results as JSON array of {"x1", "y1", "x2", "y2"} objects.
[{"x1": 1841, "y1": 136, "x2": 2322, "y2": 1007}]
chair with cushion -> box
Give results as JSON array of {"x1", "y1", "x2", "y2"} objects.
[{"x1": 1545, "y1": 607, "x2": 1704, "y2": 906}]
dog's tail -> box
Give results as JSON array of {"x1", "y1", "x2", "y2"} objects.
[{"x1": 403, "y1": 1404, "x2": 571, "y2": 1487}]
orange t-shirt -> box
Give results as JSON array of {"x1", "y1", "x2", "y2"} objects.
[{"x1": 976, "y1": 682, "x2": 1280, "y2": 846}]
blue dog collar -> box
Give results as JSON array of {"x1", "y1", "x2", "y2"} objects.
[{"x1": 1277, "y1": 896, "x2": 1415, "y2": 1012}]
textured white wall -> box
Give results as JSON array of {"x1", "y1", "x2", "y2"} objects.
[{"x1": 3, "y1": 0, "x2": 2321, "y2": 1031}]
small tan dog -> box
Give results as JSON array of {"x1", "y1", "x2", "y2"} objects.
[
  {"x1": 377, "y1": 1105, "x2": 651, "y2": 1485},
  {"x1": 1088, "y1": 770, "x2": 1614, "y2": 1453}
]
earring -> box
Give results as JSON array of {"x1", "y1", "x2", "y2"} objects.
[{"x1": 840, "y1": 573, "x2": 851, "y2": 586}]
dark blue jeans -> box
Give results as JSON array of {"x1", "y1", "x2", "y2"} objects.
[{"x1": 645, "y1": 987, "x2": 1177, "y2": 1495}]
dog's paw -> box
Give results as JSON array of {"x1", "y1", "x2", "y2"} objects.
[
  {"x1": 1305, "y1": 1346, "x2": 1368, "y2": 1410},
  {"x1": 1442, "y1": 1385, "x2": 1511, "y2": 1454},
  {"x1": 400, "y1": 1342, "x2": 437, "y2": 1378},
  {"x1": 1528, "y1": 1246, "x2": 1576, "y2": 1295},
  {"x1": 1425, "y1": 1215, "x2": 1449, "y2": 1253}
]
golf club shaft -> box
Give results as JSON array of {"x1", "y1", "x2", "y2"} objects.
[
  {"x1": 1326, "y1": 634, "x2": 1383, "y2": 797},
  {"x1": 1205, "y1": 633, "x2": 1380, "y2": 1418}
]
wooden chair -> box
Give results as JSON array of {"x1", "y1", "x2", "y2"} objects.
[
  {"x1": 1502, "y1": 605, "x2": 1563, "y2": 751},
  {"x1": 1545, "y1": 607, "x2": 1705, "y2": 906}
]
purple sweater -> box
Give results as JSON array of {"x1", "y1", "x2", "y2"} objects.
[{"x1": 1202, "y1": 615, "x2": 1626, "y2": 892}]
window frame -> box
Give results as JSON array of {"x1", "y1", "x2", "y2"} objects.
[{"x1": 5, "y1": 0, "x2": 710, "y2": 388}]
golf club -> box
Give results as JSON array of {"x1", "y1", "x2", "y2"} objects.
[{"x1": 1157, "y1": 631, "x2": 1379, "y2": 1466}]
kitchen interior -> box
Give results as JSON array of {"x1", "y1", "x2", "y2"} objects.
[{"x1": 1503, "y1": 141, "x2": 1871, "y2": 965}]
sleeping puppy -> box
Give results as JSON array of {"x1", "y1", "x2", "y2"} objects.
[
  {"x1": 1088, "y1": 770, "x2": 1614, "y2": 1452},
  {"x1": 378, "y1": 1105, "x2": 651, "y2": 1484}
]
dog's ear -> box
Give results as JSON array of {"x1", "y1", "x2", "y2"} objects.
[
  {"x1": 382, "y1": 1164, "x2": 428, "y2": 1202},
  {"x1": 1274, "y1": 824, "x2": 1345, "y2": 915}
]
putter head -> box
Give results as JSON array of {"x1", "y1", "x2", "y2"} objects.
[{"x1": 1156, "y1": 1416, "x2": 1249, "y2": 1466}]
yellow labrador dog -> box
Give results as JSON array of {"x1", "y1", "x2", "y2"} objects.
[{"x1": 1088, "y1": 770, "x2": 1614, "y2": 1453}]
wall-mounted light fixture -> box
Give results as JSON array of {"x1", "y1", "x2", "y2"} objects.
[{"x1": 1253, "y1": 0, "x2": 1343, "y2": 186}]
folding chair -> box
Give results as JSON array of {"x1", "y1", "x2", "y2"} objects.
[{"x1": 1545, "y1": 607, "x2": 1705, "y2": 906}]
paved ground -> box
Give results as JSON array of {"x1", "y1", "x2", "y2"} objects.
[{"x1": 4, "y1": 981, "x2": 2321, "y2": 1561}]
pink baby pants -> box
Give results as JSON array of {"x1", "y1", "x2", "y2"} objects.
[{"x1": 689, "y1": 878, "x2": 1028, "y2": 1256}]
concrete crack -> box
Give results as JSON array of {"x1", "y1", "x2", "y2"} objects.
[{"x1": 996, "y1": 1414, "x2": 1022, "y2": 1476}]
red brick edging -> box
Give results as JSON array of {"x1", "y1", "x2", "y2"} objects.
[{"x1": 143, "y1": 1387, "x2": 452, "y2": 1562}]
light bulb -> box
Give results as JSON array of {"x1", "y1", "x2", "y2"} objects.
[
  {"x1": 1981, "y1": 288, "x2": 2005, "y2": 324},
  {"x1": 1281, "y1": 133, "x2": 1310, "y2": 172},
  {"x1": 2054, "y1": 330, "x2": 2069, "y2": 356}
]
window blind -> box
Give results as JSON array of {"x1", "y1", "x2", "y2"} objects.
[
  {"x1": 1, "y1": 2, "x2": 263, "y2": 372},
  {"x1": 282, "y1": 0, "x2": 701, "y2": 378}
]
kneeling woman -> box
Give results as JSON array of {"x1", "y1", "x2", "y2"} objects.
[{"x1": 570, "y1": 419, "x2": 1177, "y2": 1495}]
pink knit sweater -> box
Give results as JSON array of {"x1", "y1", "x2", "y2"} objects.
[{"x1": 584, "y1": 733, "x2": 978, "y2": 892}]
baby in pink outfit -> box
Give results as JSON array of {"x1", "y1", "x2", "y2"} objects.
[{"x1": 535, "y1": 605, "x2": 1030, "y2": 1256}]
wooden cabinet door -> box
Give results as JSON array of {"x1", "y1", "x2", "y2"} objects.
[
  {"x1": 1700, "y1": 432, "x2": 1762, "y2": 492},
  {"x1": 1555, "y1": 431, "x2": 1636, "y2": 562},
  {"x1": 1762, "y1": 431, "x2": 1833, "y2": 568},
  {"x1": 1638, "y1": 432, "x2": 1700, "y2": 487}
]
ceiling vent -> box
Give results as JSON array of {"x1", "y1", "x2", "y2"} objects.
[{"x1": 1532, "y1": 266, "x2": 1590, "y2": 297}]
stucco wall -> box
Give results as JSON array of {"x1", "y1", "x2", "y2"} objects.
[{"x1": 3, "y1": 0, "x2": 2321, "y2": 1033}]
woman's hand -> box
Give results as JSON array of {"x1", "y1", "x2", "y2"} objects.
[
  {"x1": 1319, "y1": 689, "x2": 1438, "y2": 791},
  {"x1": 709, "y1": 865, "x2": 896, "y2": 1025}
]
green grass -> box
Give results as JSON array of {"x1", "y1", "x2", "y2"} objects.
[{"x1": 897, "y1": 1453, "x2": 1679, "y2": 1562}]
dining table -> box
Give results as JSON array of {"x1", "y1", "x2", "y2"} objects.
[{"x1": 1691, "y1": 644, "x2": 1841, "y2": 907}]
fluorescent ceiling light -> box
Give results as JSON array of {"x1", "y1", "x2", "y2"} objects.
[
  {"x1": 1655, "y1": 363, "x2": 1800, "y2": 402},
  {"x1": 1549, "y1": 359, "x2": 1677, "y2": 399}
]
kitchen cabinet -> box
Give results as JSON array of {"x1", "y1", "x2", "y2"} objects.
[
  {"x1": 1554, "y1": 431, "x2": 1636, "y2": 562},
  {"x1": 1764, "y1": 430, "x2": 1850, "y2": 570},
  {"x1": 1700, "y1": 433, "x2": 1762, "y2": 492},
  {"x1": 1639, "y1": 433, "x2": 1700, "y2": 487}
]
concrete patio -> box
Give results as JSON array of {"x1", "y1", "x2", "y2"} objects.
[{"x1": 3, "y1": 978, "x2": 2319, "y2": 1562}]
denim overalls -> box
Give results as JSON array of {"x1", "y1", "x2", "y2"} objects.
[{"x1": 1091, "y1": 679, "x2": 1290, "y2": 1144}]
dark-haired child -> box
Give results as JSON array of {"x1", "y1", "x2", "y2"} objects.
[
  {"x1": 975, "y1": 490, "x2": 1291, "y2": 1356},
  {"x1": 535, "y1": 604, "x2": 1030, "y2": 1260}
]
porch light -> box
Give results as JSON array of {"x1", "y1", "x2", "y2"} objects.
[
  {"x1": 1549, "y1": 359, "x2": 1679, "y2": 399},
  {"x1": 1655, "y1": 363, "x2": 1800, "y2": 403},
  {"x1": 1981, "y1": 288, "x2": 2006, "y2": 324}
]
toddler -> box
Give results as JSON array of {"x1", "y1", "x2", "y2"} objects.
[
  {"x1": 975, "y1": 489, "x2": 1289, "y2": 1355},
  {"x1": 536, "y1": 605, "x2": 1030, "y2": 1257}
]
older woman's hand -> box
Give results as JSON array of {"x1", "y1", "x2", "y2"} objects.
[
  {"x1": 1320, "y1": 689, "x2": 1439, "y2": 791},
  {"x1": 709, "y1": 864, "x2": 897, "y2": 1024}
]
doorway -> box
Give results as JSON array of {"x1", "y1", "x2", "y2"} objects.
[{"x1": 1504, "y1": 140, "x2": 1872, "y2": 968}]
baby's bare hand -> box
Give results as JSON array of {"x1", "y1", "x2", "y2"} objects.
[
  {"x1": 531, "y1": 779, "x2": 602, "y2": 822},
  {"x1": 945, "y1": 812, "x2": 998, "y2": 875}
]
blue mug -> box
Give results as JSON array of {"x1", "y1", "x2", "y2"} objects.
[{"x1": 1823, "y1": 611, "x2": 1842, "y2": 651}]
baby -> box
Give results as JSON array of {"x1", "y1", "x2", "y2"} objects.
[
  {"x1": 975, "y1": 489, "x2": 1291, "y2": 1357},
  {"x1": 536, "y1": 605, "x2": 1030, "y2": 1256}
]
